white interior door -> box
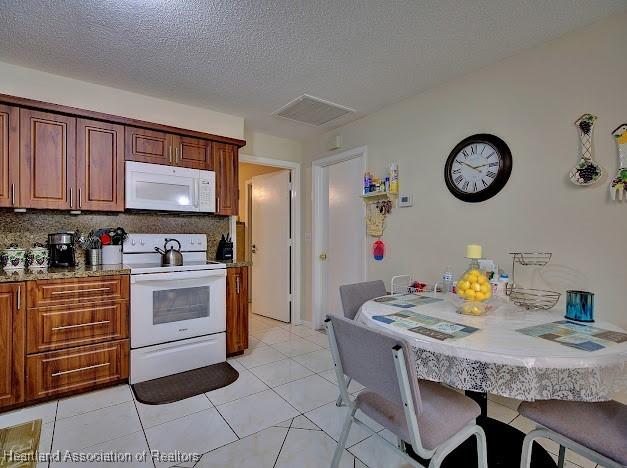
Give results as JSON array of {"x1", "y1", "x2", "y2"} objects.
[
  {"x1": 321, "y1": 156, "x2": 365, "y2": 320},
  {"x1": 251, "y1": 170, "x2": 291, "y2": 322}
]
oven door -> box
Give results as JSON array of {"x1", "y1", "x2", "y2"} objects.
[{"x1": 130, "y1": 269, "x2": 226, "y2": 348}]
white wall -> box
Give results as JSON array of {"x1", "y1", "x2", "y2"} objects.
[
  {"x1": 0, "y1": 61, "x2": 244, "y2": 139},
  {"x1": 241, "y1": 130, "x2": 303, "y2": 163},
  {"x1": 303, "y1": 12, "x2": 627, "y2": 328}
]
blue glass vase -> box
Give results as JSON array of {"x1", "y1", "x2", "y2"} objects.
[{"x1": 565, "y1": 290, "x2": 595, "y2": 322}]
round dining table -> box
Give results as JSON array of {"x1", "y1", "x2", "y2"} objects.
[{"x1": 357, "y1": 292, "x2": 627, "y2": 468}]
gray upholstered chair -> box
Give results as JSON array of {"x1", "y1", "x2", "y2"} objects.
[
  {"x1": 339, "y1": 280, "x2": 387, "y2": 320},
  {"x1": 335, "y1": 280, "x2": 387, "y2": 406},
  {"x1": 519, "y1": 399, "x2": 627, "y2": 468},
  {"x1": 325, "y1": 315, "x2": 487, "y2": 468}
]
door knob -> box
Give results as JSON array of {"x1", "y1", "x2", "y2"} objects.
[
  {"x1": 319, "y1": 253, "x2": 327, "y2": 261},
  {"x1": 251, "y1": 244, "x2": 256, "y2": 254}
]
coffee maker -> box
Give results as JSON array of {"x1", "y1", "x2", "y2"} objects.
[{"x1": 48, "y1": 232, "x2": 77, "y2": 268}]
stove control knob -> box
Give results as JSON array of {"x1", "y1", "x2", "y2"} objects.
[
  {"x1": 140, "y1": 240, "x2": 145, "y2": 246},
  {"x1": 131, "y1": 239, "x2": 136, "y2": 246}
]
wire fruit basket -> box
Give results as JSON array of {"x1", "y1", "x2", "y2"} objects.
[
  {"x1": 509, "y1": 287, "x2": 561, "y2": 310},
  {"x1": 510, "y1": 252, "x2": 552, "y2": 266}
]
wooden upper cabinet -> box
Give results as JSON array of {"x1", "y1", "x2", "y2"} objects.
[
  {"x1": 20, "y1": 109, "x2": 76, "y2": 210},
  {"x1": 0, "y1": 283, "x2": 25, "y2": 408},
  {"x1": 76, "y1": 119, "x2": 125, "y2": 212},
  {"x1": 213, "y1": 142, "x2": 239, "y2": 215},
  {"x1": 125, "y1": 127, "x2": 171, "y2": 165},
  {"x1": 0, "y1": 104, "x2": 19, "y2": 208},
  {"x1": 174, "y1": 136, "x2": 212, "y2": 170}
]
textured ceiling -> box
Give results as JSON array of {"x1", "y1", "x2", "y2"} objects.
[{"x1": 0, "y1": 0, "x2": 625, "y2": 139}]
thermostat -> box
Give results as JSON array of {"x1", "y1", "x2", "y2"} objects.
[{"x1": 398, "y1": 194, "x2": 413, "y2": 207}]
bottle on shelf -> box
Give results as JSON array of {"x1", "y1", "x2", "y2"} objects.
[
  {"x1": 496, "y1": 274, "x2": 509, "y2": 297},
  {"x1": 390, "y1": 163, "x2": 399, "y2": 193}
]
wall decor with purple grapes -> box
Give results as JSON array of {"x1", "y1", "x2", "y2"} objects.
[{"x1": 569, "y1": 113, "x2": 605, "y2": 186}]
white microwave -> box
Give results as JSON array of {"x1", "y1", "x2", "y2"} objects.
[{"x1": 125, "y1": 161, "x2": 216, "y2": 212}]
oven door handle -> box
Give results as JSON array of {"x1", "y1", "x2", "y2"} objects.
[{"x1": 131, "y1": 269, "x2": 226, "y2": 283}]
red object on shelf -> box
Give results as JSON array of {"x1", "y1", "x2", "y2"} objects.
[
  {"x1": 373, "y1": 240, "x2": 385, "y2": 261},
  {"x1": 100, "y1": 233, "x2": 112, "y2": 245}
]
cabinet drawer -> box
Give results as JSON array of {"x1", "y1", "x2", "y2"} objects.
[
  {"x1": 28, "y1": 275, "x2": 129, "y2": 308},
  {"x1": 27, "y1": 301, "x2": 129, "y2": 353},
  {"x1": 26, "y1": 340, "x2": 129, "y2": 400}
]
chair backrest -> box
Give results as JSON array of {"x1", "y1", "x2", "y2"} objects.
[
  {"x1": 339, "y1": 280, "x2": 387, "y2": 320},
  {"x1": 326, "y1": 314, "x2": 422, "y2": 415}
]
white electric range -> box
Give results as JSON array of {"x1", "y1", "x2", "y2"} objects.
[{"x1": 123, "y1": 233, "x2": 226, "y2": 384}]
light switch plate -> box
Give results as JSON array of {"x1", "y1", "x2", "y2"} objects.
[{"x1": 398, "y1": 194, "x2": 413, "y2": 207}]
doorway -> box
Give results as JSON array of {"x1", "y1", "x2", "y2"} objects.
[
  {"x1": 312, "y1": 147, "x2": 367, "y2": 329},
  {"x1": 238, "y1": 156, "x2": 301, "y2": 325}
]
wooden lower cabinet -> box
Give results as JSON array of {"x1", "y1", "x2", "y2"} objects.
[
  {"x1": 0, "y1": 283, "x2": 25, "y2": 408},
  {"x1": 26, "y1": 339, "x2": 129, "y2": 401},
  {"x1": 226, "y1": 266, "x2": 249, "y2": 355},
  {"x1": 27, "y1": 301, "x2": 129, "y2": 354},
  {"x1": 0, "y1": 275, "x2": 131, "y2": 411}
]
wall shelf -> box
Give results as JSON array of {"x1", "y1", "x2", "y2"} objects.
[{"x1": 360, "y1": 192, "x2": 398, "y2": 202}]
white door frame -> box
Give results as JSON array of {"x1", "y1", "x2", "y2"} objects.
[
  {"x1": 311, "y1": 146, "x2": 367, "y2": 330},
  {"x1": 237, "y1": 154, "x2": 302, "y2": 325}
]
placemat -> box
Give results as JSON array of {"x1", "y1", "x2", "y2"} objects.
[
  {"x1": 374, "y1": 294, "x2": 443, "y2": 309},
  {"x1": 373, "y1": 310, "x2": 479, "y2": 341},
  {"x1": 517, "y1": 320, "x2": 627, "y2": 352}
]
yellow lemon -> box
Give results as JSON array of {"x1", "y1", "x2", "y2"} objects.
[
  {"x1": 477, "y1": 275, "x2": 488, "y2": 284},
  {"x1": 484, "y1": 289, "x2": 492, "y2": 299},
  {"x1": 468, "y1": 269, "x2": 481, "y2": 277},
  {"x1": 475, "y1": 292, "x2": 485, "y2": 301},
  {"x1": 457, "y1": 289, "x2": 465, "y2": 298},
  {"x1": 467, "y1": 274, "x2": 478, "y2": 284},
  {"x1": 464, "y1": 289, "x2": 476, "y2": 300},
  {"x1": 480, "y1": 283, "x2": 490, "y2": 294},
  {"x1": 472, "y1": 282, "x2": 482, "y2": 292},
  {"x1": 459, "y1": 280, "x2": 470, "y2": 291}
]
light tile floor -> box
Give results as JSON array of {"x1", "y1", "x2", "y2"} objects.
[{"x1": 0, "y1": 312, "x2": 605, "y2": 468}]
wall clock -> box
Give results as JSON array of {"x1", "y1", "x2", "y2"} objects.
[{"x1": 444, "y1": 134, "x2": 512, "y2": 202}]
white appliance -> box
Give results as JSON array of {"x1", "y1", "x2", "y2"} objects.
[
  {"x1": 123, "y1": 233, "x2": 226, "y2": 384},
  {"x1": 125, "y1": 161, "x2": 216, "y2": 212}
]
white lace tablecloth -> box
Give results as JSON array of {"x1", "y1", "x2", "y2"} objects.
[{"x1": 358, "y1": 293, "x2": 627, "y2": 402}]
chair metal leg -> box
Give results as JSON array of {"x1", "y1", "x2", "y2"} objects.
[
  {"x1": 331, "y1": 406, "x2": 356, "y2": 468},
  {"x1": 336, "y1": 377, "x2": 352, "y2": 406},
  {"x1": 474, "y1": 426, "x2": 488, "y2": 468},
  {"x1": 558, "y1": 445, "x2": 566, "y2": 468},
  {"x1": 520, "y1": 431, "x2": 538, "y2": 468}
]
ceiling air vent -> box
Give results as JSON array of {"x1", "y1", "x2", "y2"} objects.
[{"x1": 273, "y1": 95, "x2": 355, "y2": 126}]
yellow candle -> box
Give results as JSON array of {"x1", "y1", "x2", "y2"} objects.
[{"x1": 466, "y1": 244, "x2": 482, "y2": 259}]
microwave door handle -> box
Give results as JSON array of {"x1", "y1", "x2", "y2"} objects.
[{"x1": 194, "y1": 180, "x2": 199, "y2": 208}]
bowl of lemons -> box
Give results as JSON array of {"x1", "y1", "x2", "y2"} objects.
[{"x1": 456, "y1": 269, "x2": 492, "y2": 316}]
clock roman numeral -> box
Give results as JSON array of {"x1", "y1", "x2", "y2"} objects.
[
  {"x1": 452, "y1": 168, "x2": 461, "y2": 174},
  {"x1": 488, "y1": 162, "x2": 499, "y2": 167},
  {"x1": 473, "y1": 181, "x2": 477, "y2": 192},
  {"x1": 486, "y1": 152, "x2": 495, "y2": 159},
  {"x1": 486, "y1": 171, "x2": 497, "y2": 178},
  {"x1": 482, "y1": 179, "x2": 489, "y2": 188},
  {"x1": 470, "y1": 145, "x2": 476, "y2": 154},
  {"x1": 461, "y1": 150, "x2": 469, "y2": 158},
  {"x1": 455, "y1": 175, "x2": 464, "y2": 185},
  {"x1": 462, "y1": 180, "x2": 469, "y2": 191}
]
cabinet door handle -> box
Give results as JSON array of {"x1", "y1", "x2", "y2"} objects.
[
  {"x1": 51, "y1": 362, "x2": 110, "y2": 377},
  {"x1": 78, "y1": 188, "x2": 82, "y2": 209},
  {"x1": 52, "y1": 320, "x2": 110, "y2": 331},
  {"x1": 175, "y1": 146, "x2": 180, "y2": 164},
  {"x1": 169, "y1": 146, "x2": 173, "y2": 164},
  {"x1": 217, "y1": 197, "x2": 220, "y2": 213},
  {"x1": 11, "y1": 183, "x2": 15, "y2": 206},
  {"x1": 236, "y1": 276, "x2": 240, "y2": 294},
  {"x1": 16, "y1": 286, "x2": 20, "y2": 310},
  {"x1": 69, "y1": 187, "x2": 73, "y2": 208}
]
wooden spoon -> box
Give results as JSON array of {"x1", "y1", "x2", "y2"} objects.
[{"x1": 569, "y1": 113, "x2": 604, "y2": 186}]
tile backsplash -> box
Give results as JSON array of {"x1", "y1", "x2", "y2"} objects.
[{"x1": 0, "y1": 210, "x2": 229, "y2": 263}]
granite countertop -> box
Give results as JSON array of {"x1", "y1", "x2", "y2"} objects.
[
  {"x1": 212, "y1": 259, "x2": 252, "y2": 268},
  {"x1": 0, "y1": 264, "x2": 130, "y2": 283}
]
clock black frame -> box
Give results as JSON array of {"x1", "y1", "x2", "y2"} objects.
[{"x1": 444, "y1": 133, "x2": 512, "y2": 203}]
